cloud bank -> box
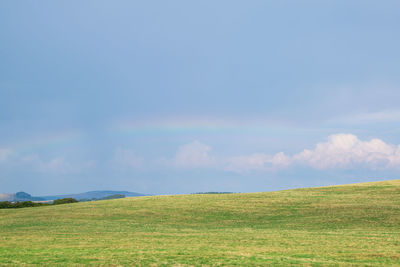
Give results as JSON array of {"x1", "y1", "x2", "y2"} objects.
[
  {"x1": 293, "y1": 134, "x2": 399, "y2": 170},
  {"x1": 0, "y1": 148, "x2": 94, "y2": 174},
  {"x1": 3, "y1": 133, "x2": 400, "y2": 176},
  {"x1": 173, "y1": 134, "x2": 400, "y2": 173},
  {"x1": 111, "y1": 148, "x2": 143, "y2": 170},
  {"x1": 0, "y1": 148, "x2": 13, "y2": 162},
  {"x1": 226, "y1": 152, "x2": 290, "y2": 173},
  {"x1": 172, "y1": 141, "x2": 215, "y2": 168}
]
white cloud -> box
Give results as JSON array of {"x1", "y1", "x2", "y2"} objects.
[
  {"x1": 0, "y1": 146, "x2": 94, "y2": 174},
  {"x1": 170, "y1": 141, "x2": 291, "y2": 172},
  {"x1": 173, "y1": 141, "x2": 214, "y2": 168},
  {"x1": 21, "y1": 155, "x2": 74, "y2": 174},
  {"x1": 389, "y1": 145, "x2": 400, "y2": 167},
  {"x1": 226, "y1": 152, "x2": 290, "y2": 173},
  {"x1": 0, "y1": 148, "x2": 13, "y2": 161},
  {"x1": 293, "y1": 134, "x2": 398, "y2": 170},
  {"x1": 40, "y1": 158, "x2": 73, "y2": 173},
  {"x1": 177, "y1": 134, "x2": 400, "y2": 173},
  {"x1": 112, "y1": 148, "x2": 143, "y2": 170},
  {"x1": 226, "y1": 134, "x2": 400, "y2": 172}
]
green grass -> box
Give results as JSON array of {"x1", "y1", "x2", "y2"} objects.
[{"x1": 1, "y1": 180, "x2": 400, "y2": 266}]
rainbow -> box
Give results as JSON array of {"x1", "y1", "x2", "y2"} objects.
[{"x1": 109, "y1": 117, "x2": 301, "y2": 137}]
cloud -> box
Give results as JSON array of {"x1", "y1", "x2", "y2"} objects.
[
  {"x1": 172, "y1": 141, "x2": 214, "y2": 168},
  {"x1": 233, "y1": 134, "x2": 400, "y2": 171},
  {"x1": 293, "y1": 134, "x2": 400, "y2": 169},
  {"x1": 0, "y1": 145, "x2": 94, "y2": 175},
  {"x1": 40, "y1": 158, "x2": 73, "y2": 173},
  {"x1": 0, "y1": 148, "x2": 13, "y2": 161},
  {"x1": 184, "y1": 134, "x2": 400, "y2": 173},
  {"x1": 226, "y1": 152, "x2": 290, "y2": 173},
  {"x1": 21, "y1": 155, "x2": 75, "y2": 174},
  {"x1": 112, "y1": 148, "x2": 143, "y2": 170},
  {"x1": 293, "y1": 134, "x2": 399, "y2": 169}
]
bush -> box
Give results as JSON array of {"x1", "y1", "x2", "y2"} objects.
[
  {"x1": 0, "y1": 201, "x2": 12, "y2": 209},
  {"x1": 13, "y1": 201, "x2": 36, "y2": 208},
  {"x1": 0, "y1": 201, "x2": 48, "y2": 209},
  {"x1": 53, "y1": 198, "x2": 78, "y2": 205}
]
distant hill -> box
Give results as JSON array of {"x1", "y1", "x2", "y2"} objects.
[
  {"x1": 0, "y1": 192, "x2": 45, "y2": 202},
  {"x1": 14, "y1": 192, "x2": 45, "y2": 201},
  {"x1": 41, "y1": 190, "x2": 145, "y2": 200},
  {"x1": 0, "y1": 191, "x2": 146, "y2": 202}
]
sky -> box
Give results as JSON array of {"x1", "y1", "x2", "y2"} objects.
[{"x1": 1, "y1": 0, "x2": 400, "y2": 195}]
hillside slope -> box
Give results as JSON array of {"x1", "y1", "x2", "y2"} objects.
[{"x1": 0, "y1": 180, "x2": 399, "y2": 266}]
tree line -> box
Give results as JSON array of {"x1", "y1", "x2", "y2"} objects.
[{"x1": 0, "y1": 198, "x2": 78, "y2": 209}]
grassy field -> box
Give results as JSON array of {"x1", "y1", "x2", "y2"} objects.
[{"x1": 1, "y1": 180, "x2": 400, "y2": 266}]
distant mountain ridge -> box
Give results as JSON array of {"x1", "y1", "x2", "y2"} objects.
[
  {"x1": 14, "y1": 192, "x2": 45, "y2": 201},
  {"x1": 41, "y1": 190, "x2": 145, "y2": 200},
  {"x1": 0, "y1": 191, "x2": 146, "y2": 202},
  {"x1": 0, "y1": 192, "x2": 45, "y2": 202}
]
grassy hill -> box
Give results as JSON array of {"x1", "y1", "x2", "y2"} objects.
[{"x1": 1, "y1": 180, "x2": 400, "y2": 266}]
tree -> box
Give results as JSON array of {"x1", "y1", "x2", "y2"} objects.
[{"x1": 53, "y1": 198, "x2": 78, "y2": 205}]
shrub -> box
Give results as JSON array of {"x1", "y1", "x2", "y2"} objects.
[
  {"x1": 0, "y1": 201, "x2": 48, "y2": 209},
  {"x1": 14, "y1": 201, "x2": 36, "y2": 208},
  {"x1": 53, "y1": 198, "x2": 78, "y2": 205},
  {"x1": 0, "y1": 201, "x2": 12, "y2": 209}
]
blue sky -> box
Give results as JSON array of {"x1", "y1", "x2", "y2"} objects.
[{"x1": 1, "y1": 1, "x2": 400, "y2": 195}]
